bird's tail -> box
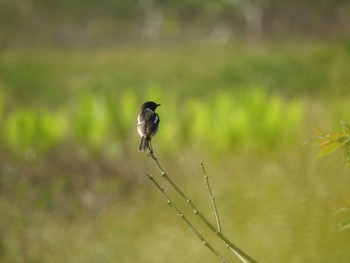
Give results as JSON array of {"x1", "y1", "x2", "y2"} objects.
[{"x1": 138, "y1": 137, "x2": 150, "y2": 152}]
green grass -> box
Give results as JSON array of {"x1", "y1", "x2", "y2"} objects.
[{"x1": 0, "y1": 42, "x2": 350, "y2": 262}]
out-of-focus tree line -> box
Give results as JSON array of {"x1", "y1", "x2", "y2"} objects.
[{"x1": 1, "y1": 0, "x2": 349, "y2": 47}]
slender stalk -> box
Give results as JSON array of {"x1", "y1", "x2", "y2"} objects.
[
  {"x1": 201, "y1": 163, "x2": 247, "y2": 263},
  {"x1": 228, "y1": 246, "x2": 248, "y2": 263},
  {"x1": 148, "y1": 152, "x2": 259, "y2": 263},
  {"x1": 146, "y1": 173, "x2": 229, "y2": 263},
  {"x1": 201, "y1": 163, "x2": 222, "y2": 233}
]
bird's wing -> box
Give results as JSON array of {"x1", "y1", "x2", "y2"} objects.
[
  {"x1": 138, "y1": 109, "x2": 160, "y2": 137},
  {"x1": 146, "y1": 113, "x2": 160, "y2": 136}
]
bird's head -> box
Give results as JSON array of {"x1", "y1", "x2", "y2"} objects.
[{"x1": 141, "y1": 101, "x2": 161, "y2": 111}]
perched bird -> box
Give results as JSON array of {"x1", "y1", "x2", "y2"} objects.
[{"x1": 137, "y1": 101, "x2": 161, "y2": 153}]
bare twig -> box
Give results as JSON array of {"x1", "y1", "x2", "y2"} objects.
[
  {"x1": 201, "y1": 163, "x2": 222, "y2": 233},
  {"x1": 228, "y1": 246, "x2": 248, "y2": 263},
  {"x1": 148, "y1": 152, "x2": 259, "y2": 263},
  {"x1": 146, "y1": 173, "x2": 229, "y2": 263},
  {"x1": 148, "y1": 151, "x2": 166, "y2": 175},
  {"x1": 201, "y1": 163, "x2": 248, "y2": 263}
]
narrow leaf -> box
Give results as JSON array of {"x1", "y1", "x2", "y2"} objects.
[
  {"x1": 316, "y1": 141, "x2": 343, "y2": 159},
  {"x1": 326, "y1": 132, "x2": 344, "y2": 141},
  {"x1": 337, "y1": 135, "x2": 350, "y2": 144},
  {"x1": 302, "y1": 136, "x2": 325, "y2": 146},
  {"x1": 339, "y1": 218, "x2": 350, "y2": 231}
]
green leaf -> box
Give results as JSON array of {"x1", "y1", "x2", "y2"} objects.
[
  {"x1": 326, "y1": 132, "x2": 344, "y2": 141},
  {"x1": 339, "y1": 218, "x2": 350, "y2": 231},
  {"x1": 316, "y1": 141, "x2": 344, "y2": 159},
  {"x1": 302, "y1": 136, "x2": 326, "y2": 146},
  {"x1": 337, "y1": 135, "x2": 350, "y2": 144}
]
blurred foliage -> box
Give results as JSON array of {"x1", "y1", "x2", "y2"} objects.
[
  {"x1": 0, "y1": 0, "x2": 349, "y2": 46},
  {"x1": 0, "y1": 87, "x2": 303, "y2": 157},
  {"x1": 0, "y1": 43, "x2": 349, "y2": 158},
  {"x1": 305, "y1": 121, "x2": 350, "y2": 233},
  {"x1": 1, "y1": 43, "x2": 350, "y2": 105},
  {"x1": 335, "y1": 203, "x2": 350, "y2": 232},
  {"x1": 1, "y1": 2, "x2": 350, "y2": 262},
  {"x1": 0, "y1": 42, "x2": 350, "y2": 262},
  {"x1": 305, "y1": 121, "x2": 350, "y2": 163}
]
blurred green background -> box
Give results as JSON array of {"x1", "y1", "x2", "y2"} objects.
[{"x1": 1, "y1": 1, "x2": 350, "y2": 262}]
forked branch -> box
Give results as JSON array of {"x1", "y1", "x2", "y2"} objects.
[
  {"x1": 201, "y1": 164, "x2": 248, "y2": 263},
  {"x1": 147, "y1": 151, "x2": 259, "y2": 263},
  {"x1": 146, "y1": 173, "x2": 229, "y2": 263}
]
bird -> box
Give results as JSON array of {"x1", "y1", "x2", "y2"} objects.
[{"x1": 137, "y1": 101, "x2": 161, "y2": 153}]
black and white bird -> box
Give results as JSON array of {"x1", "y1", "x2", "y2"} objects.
[{"x1": 137, "y1": 101, "x2": 160, "y2": 153}]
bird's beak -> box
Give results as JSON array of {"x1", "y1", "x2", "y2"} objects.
[{"x1": 157, "y1": 104, "x2": 161, "y2": 107}]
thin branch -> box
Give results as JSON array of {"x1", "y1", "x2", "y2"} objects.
[
  {"x1": 201, "y1": 164, "x2": 247, "y2": 263},
  {"x1": 148, "y1": 151, "x2": 166, "y2": 175},
  {"x1": 201, "y1": 163, "x2": 222, "y2": 233},
  {"x1": 148, "y1": 152, "x2": 259, "y2": 263},
  {"x1": 146, "y1": 173, "x2": 229, "y2": 263},
  {"x1": 228, "y1": 246, "x2": 248, "y2": 263}
]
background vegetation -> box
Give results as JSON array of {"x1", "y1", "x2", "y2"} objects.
[{"x1": 1, "y1": 1, "x2": 350, "y2": 262}]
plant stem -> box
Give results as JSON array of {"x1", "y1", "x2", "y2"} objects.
[
  {"x1": 148, "y1": 152, "x2": 259, "y2": 263},
  {"x1": 146, "y1": 173, "x2": 229, "y2": 263},
  {"x1": 201, "y1": 163, "x2": 222, "y2": 233},
  {"x1": 201, "y1": 163, "x2": 248, "y2": 263}
]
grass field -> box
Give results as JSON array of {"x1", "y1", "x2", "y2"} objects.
[{"x1": 0, "y1": 41, "x2": 350, "y2": 262}]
